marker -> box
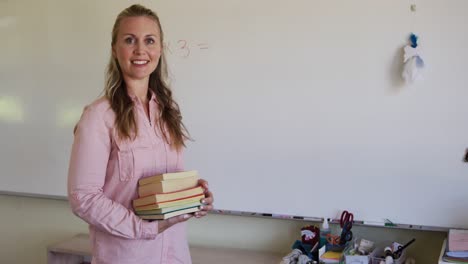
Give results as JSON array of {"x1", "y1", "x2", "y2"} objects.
[
  {"x1": 272, "y1": 214, "x2": 294, "y2": 219},
  {"x1": 330, "y1": 218, "x2": 364, "y2": 225},
  {"x1": 303, "y1": 217, "x2": 323, "y2": 222},
  {"x1": 363, "y1": 221, "x2": 386, "y2": 227},
  {"x1": 384, "y1": 219, "x2": 396, "y2": 227}
]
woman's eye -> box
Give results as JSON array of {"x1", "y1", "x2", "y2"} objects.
[
  {"x1": 124, "y1": 37, "x2": 134, "y2": 44},
  {"x1": 146, "y1": 38, "x2": 155, "y2": 45}
]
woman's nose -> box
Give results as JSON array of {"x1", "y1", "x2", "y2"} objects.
[{"x1": 133, "y1": 41, "x2": 145, "y2": 55}]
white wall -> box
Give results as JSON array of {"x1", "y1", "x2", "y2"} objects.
[
  {"x1": 0, "y1": 195, "x2": 446, "y2": 263},
  {"x1": 2, "y1": 0, "x2": 468, "y2": 229}
]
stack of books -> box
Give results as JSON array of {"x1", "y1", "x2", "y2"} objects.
[
  {"x1": 133, "y1": 170, "x2": 204, "y2": 220},
  {"x1": 442, "y1": 229, "x2": 468, "y2": 263}
]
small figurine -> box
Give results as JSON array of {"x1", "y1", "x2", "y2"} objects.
[{"x1": 402, "y1": 33, "x2": 425, "y2": 84}]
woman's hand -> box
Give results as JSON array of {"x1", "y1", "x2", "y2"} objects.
[
  {"x1": 157, "y1": 213, "x2": 193, "y2": 233},
  {"x1": 152, "y1": 178, "x2": 214, "y2": 233},
  {"x1": 194, "y1": 179, "x2": 213, "y2": 218}
]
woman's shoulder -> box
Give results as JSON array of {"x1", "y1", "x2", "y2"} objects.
[
  {"x1": 85, "y1": 96, "x2": 111, "y2": 111},
  {"x1": 82, "y1": 96, "x2": 113, "y2": 114},
  {"x1": 80, "y1": 96, "x2": 115, "y2": 124}
]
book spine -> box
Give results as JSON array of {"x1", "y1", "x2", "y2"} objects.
[
  {"x1": 138, "y1": 178, "x2": 199, "y2": 197},
  {"x1": 134, "y1": 192, "x2": 205, "y2": 207}
]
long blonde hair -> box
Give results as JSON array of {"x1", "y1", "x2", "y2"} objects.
[{"x1": 105, "y1": 4, "x2": 189, "y2": 150}]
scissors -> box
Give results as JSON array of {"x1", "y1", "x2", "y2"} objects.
[
  {"x1": 339, "y1": 210, "x2": 354, "y2": 245},
  {"x1": 393, "y1": 238, "x2": 416, "y2": 259},
  {"x1": 340, "y1": 210, "x2": 354, "y2": 229}
]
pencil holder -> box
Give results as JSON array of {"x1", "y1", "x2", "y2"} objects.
[
  {"x1": 326, "y1": 243, "x2": 348, "y2": 252},
  {"x1": 343, "y1": 239, "x2": 377, "y2": 264},
  {"x1": 370, "y1": 247, "x2": 407, "y2": 264}
]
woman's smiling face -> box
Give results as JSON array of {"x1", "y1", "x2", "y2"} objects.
[{"x1": 112, "y1": 16, "x2": 162, "y2": 82}]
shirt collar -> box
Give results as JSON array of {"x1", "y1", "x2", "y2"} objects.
[{"x1": 126, "y1": 88, "x2": 157, "y2": 103}]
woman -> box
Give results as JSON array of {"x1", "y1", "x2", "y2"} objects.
[{"x1": 68, "y1": 4, "x2": 213, "y2": 264}]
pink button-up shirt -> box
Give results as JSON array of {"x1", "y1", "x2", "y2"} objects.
[{"x1": 68, "y1": 92, "x2": 192, "y2": 264}]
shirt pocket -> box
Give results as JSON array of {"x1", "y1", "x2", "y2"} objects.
[
  {"x1": 114, "y1": 132, "x2": 152, "y2": 182},
  {"x1": 117, "y1": 149, "x2": 134, "y2": 181},
  {"x1": 114, "y1": 137, "x2": 137, "y2": 182}
]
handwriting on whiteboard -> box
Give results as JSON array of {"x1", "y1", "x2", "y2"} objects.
[{"x1": 164, "y1": 40, "x2": 210, "y2": 58}]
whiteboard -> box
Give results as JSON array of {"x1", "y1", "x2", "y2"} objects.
[{"x1": 1, "y1": 0, "x2": 468, "y2": 229}]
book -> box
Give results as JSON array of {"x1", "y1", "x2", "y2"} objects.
[
  {"x1": 320, "y1": 251, "x2": 342, "y2": 263},
  {"x1": 134, "y1": 194, "x2": 205, "y2": 211},
  {"x1": 136, "y1": 201, "x2": 202, "y2": 215},
  {"x1": 138, "y1": 175, "x2": 199, "y2": 197},
  {"x1": 449, "y1": 229, "x2": 468, "y2": 252},
  {"x1": 138, "y1": 206, "x2": 200, "y2": 220},
  {"x1": 442, "y1": 255, "x2": 468, "y2": 263},
  {"x1": 133, "y1": 186, "x2": 204, "y2": 207},
  {"x1": 444, "y1": 236, "x2": 468, "y2": 264},
  {"x1": 448, "y1": 252, "x2": 468, "y2": 258},
  {"x1": 138, "y1": 170, "x2": 199, "y2": 186}
]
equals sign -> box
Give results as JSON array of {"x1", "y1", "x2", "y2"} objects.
[{"x1": 197, "y1": 43, "x2": 209, "y2": 49}]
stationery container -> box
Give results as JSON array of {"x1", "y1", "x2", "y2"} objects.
[
  {"x1": 370, "y1": 247, "x2": 406, "y2": 264},
  {"x1": 343, "y1": 239, "x2": 377, "y2": 264}
]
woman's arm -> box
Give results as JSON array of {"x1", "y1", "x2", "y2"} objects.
[{"x1": 67, "y1": 104, "x2": 158, "y2": 240}]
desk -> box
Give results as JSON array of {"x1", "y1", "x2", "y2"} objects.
[{"x1": 47, "y1": 233, "x2": 283, "y2": 264}]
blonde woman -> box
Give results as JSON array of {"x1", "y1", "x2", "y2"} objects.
[{"x1": 68, "y1": 4, "x2": 213, "y2": 264}]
